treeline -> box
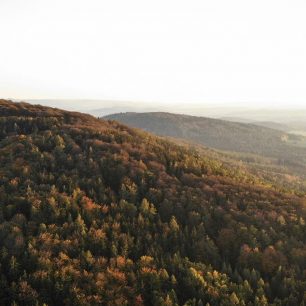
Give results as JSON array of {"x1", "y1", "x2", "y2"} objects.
[{"x1": 0, "y1": 100, "x2": 305, "y2": 305}]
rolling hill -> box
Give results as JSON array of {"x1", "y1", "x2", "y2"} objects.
[
  {"x1": 0, "y1": 100, "x2": 306, "y2": 305},
  {"x1": 104, "y1": 112, "x2": 306, "y2": 170}
]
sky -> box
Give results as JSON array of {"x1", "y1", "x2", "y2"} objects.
[{"x1": 0, "y1": 0, "x2": 306, "y2": 109}]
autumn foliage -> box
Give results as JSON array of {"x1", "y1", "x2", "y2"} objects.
[{"x1": 0, "y1": 100, "x2": 305, "y2": 305}]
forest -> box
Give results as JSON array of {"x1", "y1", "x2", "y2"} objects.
[{"x1": 0, "y1": 100, "x2": 305, "y2": 305}]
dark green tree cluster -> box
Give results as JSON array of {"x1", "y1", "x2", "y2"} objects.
[{"x1": 0, "y1": 100, "x2": 305, "y2": 305}]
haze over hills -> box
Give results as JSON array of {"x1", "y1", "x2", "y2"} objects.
[
  {"x1": 24, "y1": 99, "x2": 306, "y2": 127},
  {"x1": 1, "y1": 99, "x2": 306, "y2": 305},
  {"x1": 221, "y1": 108, "x2": 306, "y2": 124},
  {"x1": 24, "y1": 99, "x2": 162, "y2": 115}
]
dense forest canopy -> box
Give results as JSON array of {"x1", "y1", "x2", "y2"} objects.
[{"x1": 0, "y1": 100, "x2": 305, "y2": 305}]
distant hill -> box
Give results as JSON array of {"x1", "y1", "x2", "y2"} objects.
[
  {"x1": 222, "y1": 118, "x2": 291, "y2": 132},
  {"x1": 218, "y1": 108, "x2": 306, "y2": 123},
  {"x1": 220, "y1": 116, "x2": 254, "y2": 124},
  {"x1": 250, "y1": 121, "x2": 290, "y2": 132},
  {"x1": 222, "y1": 117, "x2": 306, "y2": 135},
  {"x1": 104, "y1": 112, "x2": 306, "y2": 165}
]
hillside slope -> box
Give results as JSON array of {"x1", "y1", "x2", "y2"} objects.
[
  {"x1": 0, "y1": 100, "x2": 306, "y2": 305},
  {"x1": 104, "y1": 112, "x2": 306, "y2": 166}
]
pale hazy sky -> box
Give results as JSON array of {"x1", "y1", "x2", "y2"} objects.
[{"x1": 0, "y1": 0, "x2": 306, "y2": 108}]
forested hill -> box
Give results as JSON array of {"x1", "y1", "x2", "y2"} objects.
[
  {"x1": 104, "y1": 112, "x2": 306, "y2": 163},
  {"x1": 0, "y1": 99, "x2": 306, "y2": 305}
]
